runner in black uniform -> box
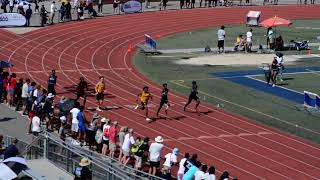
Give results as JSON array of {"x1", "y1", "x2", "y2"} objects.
[
  {"x1": 156, "y1": 83, "x2": 169, "y2": 117},
  {"x1": 184, "y1": 81, "x2": 200, "y2": 112},
  {"x1": 75, "y1": 77, "x2": 88, "y2": 106}
]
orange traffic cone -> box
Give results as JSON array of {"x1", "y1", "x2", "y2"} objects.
[{"x1": 127, "y1": 44, "x2": 133, "y2": 53}]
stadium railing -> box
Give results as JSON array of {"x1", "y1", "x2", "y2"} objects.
[{"x1": 2, "y1": 133, "x2": 164, "y2": 180}]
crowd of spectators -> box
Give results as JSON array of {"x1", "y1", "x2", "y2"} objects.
[{"x1": 0, "y1": 67, "x2": 237, "y2": 179}]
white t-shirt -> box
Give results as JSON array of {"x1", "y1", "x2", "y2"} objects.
[
  {"x1": 217, "y1": 29, "x2": 226, "y2": 41},
  {"x1": 102, "y1": 124, "x2": 110, "y2": 140},
  {"x1": 268, "y1": 29, "x2": 274, "y2": 39},
  {"x1": 202, "y1": 173, "x2": 216, "y2": 180},
  {"x1": 149, "y1": 142, "x2": 164, "y2": 162},
  {"x1": 276, "y1": 56, "x2": 284, "y2": 65},
  {"x1": 163, "y1": 153, "x2": 178, "y2": 169},
  {"x1": 50, "y1": 3, "x2": 57, "y2": 13},
  {"x1": 33, "y1": 89, "x2": 38, "y2": 98},
  {"x1": 32, "y1": 116, "x2": 41, "y2": 132},
  {"x1": 246, "y1": 31, "x2": 253, "y2": 42},
  {"x1": 194, "y1": 170, "x2": 205, "y2": 180},
  {"x1": 121, "y1": 133, "x2": 135, "y2": 152},
  {"x1": 177, "y1": 158, "x2": 187, "y2": 174},
  {"x1": 22, "y1": 83, "x2": 29, "y2": 98},
  {"x1": 70, "y1": 108, "x2": 80, "y2": 124},
  {"x1": 9, "y1": 0, "x2": 14, "y2": 6}
]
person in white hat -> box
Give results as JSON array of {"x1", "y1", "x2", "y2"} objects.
[
  {"x1": 74, "y1": 157, "x2": 92, "y2": 180},
  {"x1": 163, "y1": 147, "x2": 179, "y2": 172},
  {"x1": 148, "y1": 136, "x2": 164, "y2": 175},
  {"x1": 120, "y1": 128, "x2": 135, "y2": 165},
  {"x1": 101, "y1": 118, "x2": 111, "y2": 156}
]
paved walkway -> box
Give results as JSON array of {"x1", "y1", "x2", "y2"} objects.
[{"x1": 3, "y1": 0, "x2": 319, "y2": 34}]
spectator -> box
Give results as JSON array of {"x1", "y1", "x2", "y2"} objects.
[
  {"x1": 183, "y1": 161, "x2": 202, "y2": 180},
  {"x1": 267, "y1": 27, "x2": 274, "y2": 49},
  {"x1": 195, "y1": 164, "x2": 207, "y2": 180},
  {"x1": 14, "y1": 78, "x2": 23, "y2": 111},
  {"x1": 42, "y1": 93, "x2": 55, "y2": 131},
  {"x1": 77, "y1": 1, "x2": 84, "y2": 20},
  {"x1": 27, "y1": 110, "x2": 35, "y2": 134},
  {"x1": 234, "y1": 34, "x2": 246, "y2": 51},
  {"x1": 217, "y1": 26, "x2": 226, "y2": 53},
  {"x1": 65, "y1": 1, "x2": 72, "y2": 21},
  {"x1": 94, "y1": 123, "x2": 103, "y2": 153},
  {"x1": 3, "y1": 138, "x2": 19, "y2": 160},
  {"x1": 98, "y1": 0, "x2": 103, "y2": 14},
  {"x1": 0, "y1": 134, "x2": 4, "y2": 157},
  {"x1": 8, "y1": 73, "x2": 17, "y2": 107},
  {"x1": 60, "y1": 2, "x2": 66, "y2": 22},
  {"x1": 246, "y1": 28, "x2": 253, "y2": 52},
  {"x1": 113, "y1": 0, "x2": 120, "y2": 14},
  {"x1": 177, "y1": 153, "x2": 190, "y2": 180},
  {"x1": 49, "y1": 1, "x2": 57, "y2": 25},
  {"x1": 77, "y1": 106, "x2": 87, "y2": 145},
  {"x1": 202, "y1": 166, "x2": 216, "y2": 180},
  {"x1": 70, "y1": 104, "x2": 80, "y2": 141},
  {"x1": 40, "y1": 4, "x2": 48, "y2": 27},
  {"x1": 59, "y1": 121, "x2": 67, "y2": 141},
  {"x1": 87, "y1": 113, "x2": 100, "y2": 150},
  {"x1": 179, "y1": 0, "x2": 184, "y2": 9},
  {"x1": 163, "y1": 148, "x2": 179, "y2": 177},
  {"x1": 73, "y1": 0, "x2": 79, "y2": 13},
  {"x1": 48, "y1": 70, "x2": 57, "y2": 95},
  {"x1": 148, "y1": 136, "x2": 164, "y2": 175},
  {"x1": 101, "y1": 118, "x2": 110, "y2": 156},
  {"x1": 117, "y1": 126, "x2": 128, "y2": 161},
  {"x1": 74, "y1": 157, "x2": 92, "y2": 180},
  {"x1": 121, "y1": 128, "x2": 135, "y2": 165},
  {"x1": 219, "y1": 171, "x2": 229, "y2": 180},
  {"x1": 184, "y1": 153, "x2": 197, "y2": 174},
  {"x1": 34, "y1": 0, "x2": 39, "y2": 13},
  {"x1": 31, "y1": 113, "x2": 41, "y2": 136},
  {"x1": 21, "y1": 79, "x2": 30, "y2": 115},
  {"x1": 2, "y1": 72, "x2": 9, "y2": 104},
  {"x1": 9, "y1": 0, "x2": 13, "y2": 13},
  {"x1": 25, "y1": 4, "x2": 33, "y2": 27},
  {"x1": 0, "y1": 69, "x2": 3, "y2": 103},
  {"x1": 134, "y1": 136, "x2": 149, "y2": 170},
  {"x1": 108, "y1": 121, "x2": 118, "y2": 159},
  {"x1": 75, "y1": 77, "x2": 88, "y2": 107}
]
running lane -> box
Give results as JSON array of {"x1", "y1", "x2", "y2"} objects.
[{"x1": 1, "y1": 5, "x2": 320, "y2": 179}]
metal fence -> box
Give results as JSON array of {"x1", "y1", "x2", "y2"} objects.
[{"x1": 2, "y1": 133, "x2": 163, "y2": 180}]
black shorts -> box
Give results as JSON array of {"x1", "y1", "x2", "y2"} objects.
[
  {"x1": 141, "y1": 102, "x2": 147, "y2": 109},
  {"x1": 96, "y1": 93, "x2": 104, "y2": 101},
  {"x1": 218, "y1": 40, "x2": 224, "y2": 48},
  {"x1": 189, "y1": 93, "x2": 199, "y2": 101},
  {"x1": 22, "y1": 97, "x2": 28, "y2": 106},
  {"x1": 103, "y1": 139, "x2": 109, "y2": 145},
  {"x1": 159, "y1": 99, "x2": 168, "y2": 107},
  {"x1": 77, "y1": 91, "x2": 85, "y2": 98},
  {"x1": 149, "y1": 161, "x2": 160, "y2": 168}
]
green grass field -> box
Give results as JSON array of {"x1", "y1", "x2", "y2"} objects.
[{"x1": 134, "y1": 19, "x2": 320, "y2": 144}]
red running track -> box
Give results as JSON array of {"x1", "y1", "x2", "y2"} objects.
[{"x1": 1, "y1": 5, "x2": 320, "y2": 179}]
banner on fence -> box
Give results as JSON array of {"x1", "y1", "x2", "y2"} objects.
[
  {"x1": 145, "y1": 34, "x2": 157, "y2": 50},
  {"x1": 121, "y1": 0, "x2": 142, "y2": 13},
  {"x1": 0, "y1": 13, "x2": 26, "y2": 27}
]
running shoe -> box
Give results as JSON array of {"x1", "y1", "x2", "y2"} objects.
[
  {"x1": 146, "y1": 118, "x2": 151, "y2": 122},
  {"x1": 134, "y1": 105, "x2": 139, "y2": 110}
]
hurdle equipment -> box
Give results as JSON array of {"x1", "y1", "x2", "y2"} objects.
[
  {"x1": 136, "y1": 34, "x2": 161, "y2": 55},
  {"x1": 296, "y1": 91, "x2": 320, "y2": 116}
]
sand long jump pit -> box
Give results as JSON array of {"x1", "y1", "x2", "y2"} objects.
[{"x1": 174, "y1": 53, "x2": 305, "y2": 66}]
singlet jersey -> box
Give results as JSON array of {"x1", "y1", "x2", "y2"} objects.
[
  {"x1": 161, "y1": 88, "x2": 169, "y2": 100},
  {"x1": 140, "y1": 91, "x2": 151, "y2": 103}
]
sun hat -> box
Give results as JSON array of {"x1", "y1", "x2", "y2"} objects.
[
  {"x1": 172, "y1": 148, "x2": 179, "y2": 155},
  {"x1": 100, "y1": 118, "x2": 109, "y2": 123},
  {"x1": 79, "y1": 157, "x2": 91, "y2": 167},
  {"x1": 60, "y1": 116, "x2": 66, "y2": 123},
  {"x1": 129, "y1": 128, "x2": 134, "y2": 133},
  {"x1": 113, "y1": 121, "x2": 118, "y2": 125},
  {"x1": 155, "y1": 136, "x2": 164, "y2": 143},
  {"x1": 47, "y1": 93, "x2": 55, "y2": 98}
]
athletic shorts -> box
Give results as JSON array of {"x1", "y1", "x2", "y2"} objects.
[
  {"x1": 78, "y1": 124, "x2": 86, "y2": 133},
  {"x1": 96, "y1": 93, "x2": 104, "y2": 101},
  {"x1": 149, "y1": 161, "x2": 160, "y2": 168},
  {"x1": 109, "y1": 142, "x2": 116, "y2": 152},
  {"x1": 218, "y1": 40, "x2": 224, "y2": 48},
  {"x1": 102, "y1": 139, "x2": 109, "y2": 145},
  {"x1": 159, "y1": 99, "x2": 168, "y2": 108},
  {"x1": 189, "y1": 93, "x2": 199, "y2": 101},
  {"x1": 71, "y1": 122, "x2": 79, "y2": 132},
  {"x1": 134, "y1": 155, "x2": 142, "y2": 168},
  {"x1": 22, "y1": 97, "x2": 28, "y2": 106},
  {"x1": 122, "y1": 150, "x2": 130, "y2": 157}
]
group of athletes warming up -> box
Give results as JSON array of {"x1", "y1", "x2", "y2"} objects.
[{"x1": 134, "y1": 81, "x2": 201, "y2": 122}]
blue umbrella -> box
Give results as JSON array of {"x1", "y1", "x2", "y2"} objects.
[{"x1": 0, "y1": 60, "x2": 14, "y2": 68}]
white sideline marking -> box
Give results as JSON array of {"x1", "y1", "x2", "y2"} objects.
[{"x1": 165, "y1": 131, "x2": 273, "y2": 142}]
